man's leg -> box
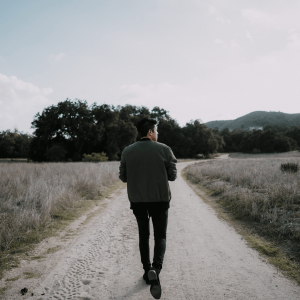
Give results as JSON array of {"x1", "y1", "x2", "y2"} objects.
[
  {"x1": 150, "y1": 209, "x2": 168, "y2": 273},
  {"x1": 133, "y1": 209, "x2": 152, "y2": 272}
]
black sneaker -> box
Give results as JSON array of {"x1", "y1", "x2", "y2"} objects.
[
  {"x1": 148, "y1": 267, "x2": 161, "y2": 299},
  {"x1": 143, "y1": 271, "x2": 151, "y2": 284}
]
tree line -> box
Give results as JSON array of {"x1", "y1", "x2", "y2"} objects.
[
  {"x1": 28, "y1": 99, "x2": 224, "y2": 161},
  {"x1": 0, "y1": 129, "x2": 32, "y2": 159},
  {"x1": 219, "y1": 125, "x2": 300, "y2": 153},
  {"x1": 0, "y1": 99, "x2": 299, "y2": 161}
]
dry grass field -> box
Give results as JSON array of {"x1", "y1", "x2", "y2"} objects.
[
  {"x1": 186, "y1": 156, "x2": 300, "y2": 241},
  {"x1": 229, "y1": 151, "x2": 300, "y2": 159},
  {"x1": 0, "y1": 162, "x2": 120, "y2": 277},
  {"x1": 185, "y1": 153, "x2": 300, "y2": 282}
]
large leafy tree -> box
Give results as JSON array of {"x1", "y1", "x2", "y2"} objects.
[
  {"x1": 150, "y1": 106, "x2": 171, "y2": 121},
  {"x1": 182, "y1": 120, "x2": 224, "y2": 157},
  {"x1": 30, "y1": 99, "x2": 102, "y2": 161},
  {"x1": 157, "y1": 118, "x2": 191, "y2": 158},
  {"x1": 92, "y1": 104, "x2": 138, "y2": 160},
  {"x1": 29, "y1": 99, "x2": 139, "y2": 161},
  {"x1": 103, "y1": 119, "x2": 137, "y2": 160},
  {"x1": 286, "y1": 126, "x2": 300, "y2": 148}
]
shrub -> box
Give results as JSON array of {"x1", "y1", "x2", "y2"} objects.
[
  {"x1": 82, "y1": 152, "x2": 108, "y2": 162},
  {"x1": 280, "y1": 163, "x2": 299, "y2": 173},
  {"x1": 252, "y1": 148, "x2": 261, "y2": 154}
]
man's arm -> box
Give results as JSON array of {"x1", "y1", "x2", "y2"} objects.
[
  {"x1": 165, "y1": 147, "x2": 177, "y2": 181},
  {"x1": 119, "y1": 151, "x2": 127, "y2": 183}
]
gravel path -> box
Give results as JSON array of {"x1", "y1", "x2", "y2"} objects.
[{"x1": 29, "y1": 161, "x2": 300, "y2": 300}]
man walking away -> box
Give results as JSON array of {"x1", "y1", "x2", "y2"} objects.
[{"x1": 119, "y1": 117, "x2": 177, "y2": 299}]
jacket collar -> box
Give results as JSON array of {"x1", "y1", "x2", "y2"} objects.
[{"x1": 139, "y1": 138, "x2": 151, "y2": 141}]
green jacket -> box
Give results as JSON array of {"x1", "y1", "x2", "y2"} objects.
[{"x1": 119, "y1": 139, "x2": 177, "y2": 203}]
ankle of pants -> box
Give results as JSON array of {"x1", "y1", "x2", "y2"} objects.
[
  {"x1": 143, "y1": 263, "x2": 151, "y2": 271},
  {"x1": 152, "y1": 263, "x2": 162, "y2": 274},
  {"x1": 152, "y1": 238, "x2": 166, "y2": 273}
]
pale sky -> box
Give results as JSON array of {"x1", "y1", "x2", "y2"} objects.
[{"x1": 1, "y1": 0, "x2": 300, "y2": 133}]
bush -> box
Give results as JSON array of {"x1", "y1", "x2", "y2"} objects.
[
  {"x1": 82, "y1": 152, "x2": 108, "y2": 162},
  {"x1": 280, "y1": 163, "x2": 299, "y2": 173}
]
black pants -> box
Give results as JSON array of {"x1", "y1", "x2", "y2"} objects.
[{"x1": 133, "y1": 208, "x2": 168, "y2": 272}]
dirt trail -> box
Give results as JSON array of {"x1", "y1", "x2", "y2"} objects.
[{"x1": 4, "y1": 159, "x2": 300, "y2": 299}]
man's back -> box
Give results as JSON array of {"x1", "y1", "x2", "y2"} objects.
[{"x1": 119, "y1": 139, "x2": 177, "y2": 203}]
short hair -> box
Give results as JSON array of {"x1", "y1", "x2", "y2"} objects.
[{"x1": 136, "y1": 118, "x2": 157, "y2": 137}]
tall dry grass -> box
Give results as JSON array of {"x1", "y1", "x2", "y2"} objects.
[
  {"x1": 0, "y1": 162, "x2": 120, "y2": 252},
  {"x1": 229, "y1": 151, "x2": 300, "y2": 159},
  {"x1": 186, "y1": 158, "x2": 300, "y2": 240}
]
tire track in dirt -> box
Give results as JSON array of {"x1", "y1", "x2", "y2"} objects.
[{"x1": 31, "y1": 190, "x2": 132, "y2": 300}]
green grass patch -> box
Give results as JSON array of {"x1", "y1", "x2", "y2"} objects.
[
  {"x1": 31, "y1": 255, "x2": 46, "y2": 260},
  {"x1": 0, "y1": 287, "x2": 7, "y2": 295},
  {"x1": 62, "y1": 233, "x2": 77, "y2": 240},
  {"x1": 245, "y1": 235, "x2": 278, "y2": 256},
  {"x1": 182, "y1": 166, "x2": 300, "y2": 285},
  {"x1": 46, "y1": 246, "x2": 61, "y2": 254},
  {"x1": 245, "y1": 234, "x2": 300, "y2": 283},
  {"x1": 5, "y1": 276, "x2": 20, "y2": 282},
  {"x1": 23, "y1": 272, "x2": 35, "y2": 279}
]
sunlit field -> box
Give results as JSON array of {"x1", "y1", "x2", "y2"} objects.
[
  {"x1": 0, "y1": 162, "x2": 120, "y2": 252},
  {"x1": 186, "y1": 157, "x2": 300, "y2": 240}
]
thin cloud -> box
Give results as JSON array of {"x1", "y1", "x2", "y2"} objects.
[
  {"x1": 214, "y1": 38, "x2": 224, "y2": 44},
  {"x1": 287, "y1": 29, "x2": 300, "y2": 47},
  {"x1": 120, "y1": 82, "x2": 184, "y2": 104},
  {"x1": 49, "y1": 53, "x2": 66, "y2": 62},
  {"x1": 209, "y1": 6, "x2": 230, "y2": 23},
  {"x1": 0, "y1": 73, "x2": 53, "y2": 132},
  {"x1": 209, "y1": 6, "x2": 216, "y2": 14},
  {"x1": 242, "y1": 9, "x2": 277, "y2": 26},
  {"x1": 215, "y1": 16, "x2": 231, "y2": 24},
  {"x1": 246, "y1": 32, "x2": 254, "y2": 41},
  {"x1": 214, "y1": 38, "x2": 240, "y2": 51},
  {"x1": 230, "y1": 40, "x2": 240, "y2": 51}
]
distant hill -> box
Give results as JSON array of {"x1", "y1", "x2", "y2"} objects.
[{"x1": 205, "y1": 111, "x2": 300, "y2": 131}]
